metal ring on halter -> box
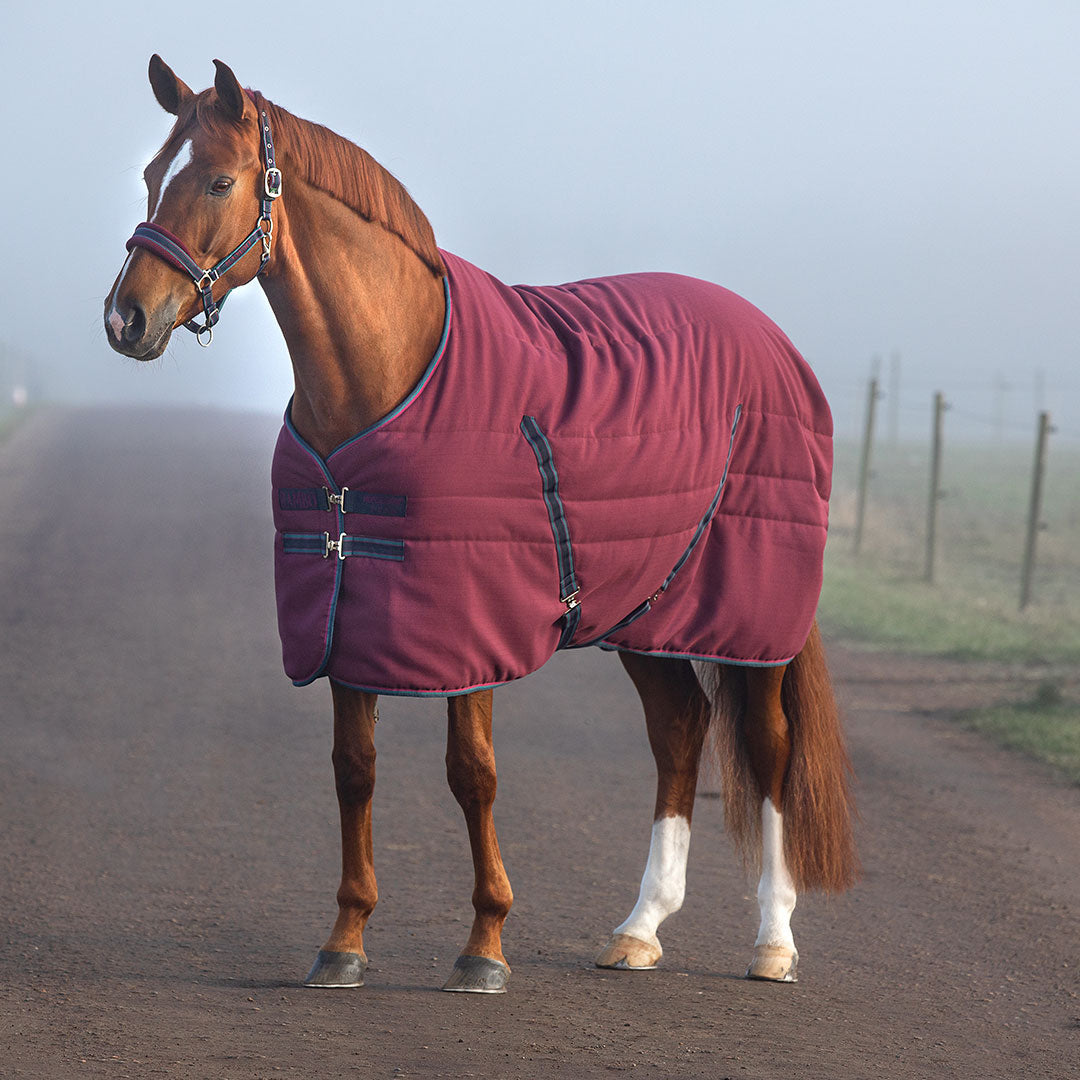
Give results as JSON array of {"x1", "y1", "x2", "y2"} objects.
[
  {"x1": 260, "y1": 217, "x2": 274, "y2": 259},
  {"x1": 196, "y1": 324, "x2": 214, "y2": 347}
]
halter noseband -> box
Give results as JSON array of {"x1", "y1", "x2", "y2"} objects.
[{"x1": 125, "y1": 106, "x2": 282, "y2": 346}]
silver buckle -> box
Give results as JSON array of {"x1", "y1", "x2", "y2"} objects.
[
  {"x1": 324, "y1": 532, "x2": 347, "y2": 560},
  {"x1": 264, "y1": 167, "x2": 283, "y2": 199},
  {"x1": 324, "y1": 486, "x2": 349, "y2": 511},
  {"x1": 561, "y1": 589, "x2": 580, "y2": 611}
]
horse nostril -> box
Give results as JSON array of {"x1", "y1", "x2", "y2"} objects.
[{"x1": 122, "y1": 301, "x2": 147, "y2": 345}]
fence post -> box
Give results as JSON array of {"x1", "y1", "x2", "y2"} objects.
[
  {"x1": 924, "y1": 391, "x2": 946, "y2": 583},
  {"x1": 853, "y1": 377, "x2": 879, "y2": 555},
  {"x1": 1019, "y1": 411, "x2": 1052, "y2": 610},
  {"x1": 887, "y1": 352, "x2": 901, "y2": 448}
]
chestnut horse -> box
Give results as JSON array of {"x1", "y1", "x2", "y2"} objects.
[{"x1": 104, "y1": 57, "x2": 856, "y2": 993}]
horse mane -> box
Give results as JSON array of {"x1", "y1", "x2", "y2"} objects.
[{"x1": 182, "y1": 89, "x2": 445, "y2": 278}]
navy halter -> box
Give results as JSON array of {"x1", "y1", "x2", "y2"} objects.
[{"x1": 125, "y1": 106, "x2": 282, "y2": 345}]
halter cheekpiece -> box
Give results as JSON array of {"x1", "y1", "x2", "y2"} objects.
[{"x1": 125, "y1": 106, "x2": 281, "y2": 345}]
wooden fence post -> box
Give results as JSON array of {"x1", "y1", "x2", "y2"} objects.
[
  {"x1": 853, "y1": 377, "x2": 879, "y2": 555},
  {"x1": 1019, "y1": 411, "x2": 1052, "y2": 610},
  {"x1": 924, "y1": 392, "x2": 946, "y2": 583}
]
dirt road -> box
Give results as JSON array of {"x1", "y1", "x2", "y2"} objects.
[{"x1": 1, "y1": 409, "x2": 1077, "y2": 1078}]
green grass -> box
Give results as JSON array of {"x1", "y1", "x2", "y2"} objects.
[
  {"x1": 960, "y1": 698, "x2": 1080, "y2": 785},
  {"x1": 820, "y1": 441, "x2": 1080, "y2": 663},
  {"x1": 819, "y1": 552, "x2": 1080, "y2": 664}
]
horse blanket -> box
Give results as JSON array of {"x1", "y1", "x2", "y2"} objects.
[{"x1": 271, "y1": 251, "x2": 832, "y2": 696}]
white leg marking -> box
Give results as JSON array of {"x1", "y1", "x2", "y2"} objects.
[
  {"x1": 151, "y1": 138, "x2": 193, "y2": 220},
  {"x1": 615, "y1": 815, "x2": 690, "y2": 946},
  {"x1": 755, "y1": 797, "x2": 797, "y2": 950}
]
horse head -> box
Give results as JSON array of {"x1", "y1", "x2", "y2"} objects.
[{"x1": 104, "y1": 56, "x2": 276, "y2": 359}]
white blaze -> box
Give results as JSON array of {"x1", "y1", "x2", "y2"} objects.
[
  {"x1": 755, "y1": 797, "x2": 797, "y2": 949},
  {"x1": 151, "y1": 138, "x2": 193, "y2": 220},
  {"x1": 615, "y1": 815, "x2": 691, "y2": 946},
  {"x1": 107, "y1": 253, "x2": 134, "y2": 342}
]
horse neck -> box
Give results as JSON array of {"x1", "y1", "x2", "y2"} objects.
[{"x1": 259, "y1": 178, "x2": 446, "y2": 457}]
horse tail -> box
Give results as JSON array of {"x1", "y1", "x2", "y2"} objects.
[{"x1": 700, "y1": 621, "x2": 858, "y2": 893}]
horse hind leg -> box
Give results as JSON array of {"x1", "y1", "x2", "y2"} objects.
[
  {"x1": 703, "y1": 625, "x2": 856, "y2": 982},
  {"x1": 596, "y1": 652, "x2": 708, "y2": 971},
  {"x1": 742, "y1": 665, "x2": 799, "y2": 983}
]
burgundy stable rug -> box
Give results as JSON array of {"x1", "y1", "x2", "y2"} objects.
[{"x1": 271, "y1": 251, "x2": 832, "y2": 696}]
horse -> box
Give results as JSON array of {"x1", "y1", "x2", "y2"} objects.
[{"x1": 104, "y1": 56, "x2": 856, "y2": 994}]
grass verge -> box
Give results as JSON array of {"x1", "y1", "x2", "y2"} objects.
[
  {"x1": 818, "y1": 554, "x2": 1080, "y2": 665},
  {"x1": 958, "y1": 697, "x2": 1080, "y2": 786}
]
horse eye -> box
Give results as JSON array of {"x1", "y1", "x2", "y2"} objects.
[{"x1": 210, "y1": 177, "x2": 234, "y2": 196}]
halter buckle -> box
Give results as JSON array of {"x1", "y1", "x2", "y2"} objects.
[{"x1": 264, "y1": 168, "x2": 283, "y2": 199}]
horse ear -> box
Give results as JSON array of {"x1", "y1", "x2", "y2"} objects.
[
  {"x1": 212, "y1": 59, "x2": 249, "y2": 122},
  {"x1": 148, "y1": 54, "x2": 192, "y2": 116}
]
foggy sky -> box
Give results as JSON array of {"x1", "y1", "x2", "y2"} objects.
[{"x1": 3, "y1": 0, "x2": 1077, "y2": 443}]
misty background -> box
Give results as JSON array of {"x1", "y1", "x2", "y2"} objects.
[{"x1": 2, "y1": 0, "x2": 1077, "y2": 444}]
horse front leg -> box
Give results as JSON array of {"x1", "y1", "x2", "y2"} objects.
[
  {"x1": 303, "y1": 681, "x2": 378, "y2": 988},
  {"x1": 597, "y1": 652, "x2": 708, "y2": 970},
  {"x1": 441, "y1": 689, "x2": 514, "y2": 993}
]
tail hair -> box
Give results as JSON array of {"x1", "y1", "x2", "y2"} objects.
[{"x1": 700, "y1": 622, "x2": 858, "y2": 893}]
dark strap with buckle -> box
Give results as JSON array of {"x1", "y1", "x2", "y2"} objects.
[
  {"x1": 519, "y1": 415, "x2": 582, "y2": 649},
  {"x1": 277, "y1": 487, "x2": 408, "y2": 517},
  {"x1": 282, "y1": 532, "x2": 405, "y2": 562}
]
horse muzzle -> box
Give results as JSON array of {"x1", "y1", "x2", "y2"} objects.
[{"x1": 104, "y1": 294, "x2": 178, "y2": 361}]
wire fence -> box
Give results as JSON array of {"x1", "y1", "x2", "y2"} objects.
[
  {"x1": 822, "y1": 359, "x2": 1080, "y2": 448},
  {"x1": 832, "y1": 374, "x2": 1080, "y2": 615}
]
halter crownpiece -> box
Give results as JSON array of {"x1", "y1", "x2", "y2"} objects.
[{"x1": 125, "y1": 107, "x2": 281, "y2": 346}]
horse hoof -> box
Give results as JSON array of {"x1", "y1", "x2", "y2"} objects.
[
  {"x1": 745, "y1": 944, "x2": 798, "y2": 983},
  {"x1": 441, "y1": 954, "x2": 511, "y2": 993},
  {"x1": 595, "y1": 933, "x2": 661, "y2": 970},
  {"x1": 303, "y1": 949, "x2": 368, "y2": 988}
]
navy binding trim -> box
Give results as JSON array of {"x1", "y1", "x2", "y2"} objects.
[{"x1": 520, "y1": 416, "x2": 581, "y2": 649}]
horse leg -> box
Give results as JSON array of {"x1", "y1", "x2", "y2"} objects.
[
  {"x1": 303, "y1": 682, "x2": 378, "y2": 988},
  {"x1": 596, "y1": 652, "x2": 707, "y2": 970},
  {"x1": 442, "y1": 689, "x2": 514, "y2": 993},
  {"x1": 743, "y1": 664, "x2": 799, "y2": 982}
]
